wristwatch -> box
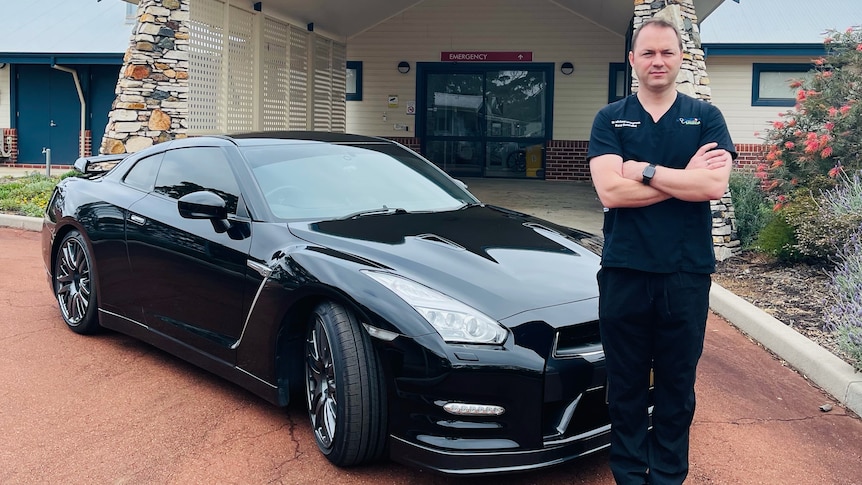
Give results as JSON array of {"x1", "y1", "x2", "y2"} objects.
[{"x1": 642, "y1": 163, "x2": 657, "y2": 185}]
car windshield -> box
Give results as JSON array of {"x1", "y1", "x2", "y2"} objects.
[{"x1": 241, "y1": 142, "x2": 479, "y2": 220}]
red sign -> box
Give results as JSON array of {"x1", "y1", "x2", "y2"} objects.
[{"x1": 441, "y1": 51, "x2": 533, "y2": 62}]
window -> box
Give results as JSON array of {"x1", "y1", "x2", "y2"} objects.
[
  {"x1": 346, "y1": 61, "x2": 362, "y2": 101},
  {"x1": 752, "y1": 63, "x2": 813, "y2": 107},
  {"x1": 123, "y1": 154, "x2": 163, "y2": 192},
  {"x1": 608, "y1": 63, "x2": 627, "y2": 103},
  {"x1": 154, "y1": 148, "x2": 241, "y2": 214}
]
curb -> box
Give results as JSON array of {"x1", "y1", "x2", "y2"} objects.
[
  {"x1": 710, "y1": 283, "x2": 862, "y2": 417},
  {"x1": 3, "y1": 212, "x2": 860, "y2": 417},
  {"x1": 0, "y1": 213, "x2": 43, "y2": 232}
]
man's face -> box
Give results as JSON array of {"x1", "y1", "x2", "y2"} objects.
[{"x1": 629, "y1": 24, "x2": 683, "y2": 94}]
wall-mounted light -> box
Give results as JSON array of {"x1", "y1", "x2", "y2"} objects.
[
  {"x1": 397, "y1": 61, "x2": 411, "y2": 74},
  {"x1": 560, "y1": 62, "x2": 574, "y2": 76}
]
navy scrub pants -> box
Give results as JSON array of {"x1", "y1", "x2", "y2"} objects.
[{"x1": 597, "y1": 268, "x2": 711, "y2": 485}]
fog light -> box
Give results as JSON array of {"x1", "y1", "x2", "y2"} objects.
[{"x1": 443, "y1": 402, "x2": 505, "y2": 416}]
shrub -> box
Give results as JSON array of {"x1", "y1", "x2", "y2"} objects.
[
  {"x1": 755, "y1": 211, "x2": 802, "y2": 263},
  {"x1": 757, "y1": 27, "x2": 862, "y2": 201},
  {"x1": 784, "y1": 170, "x2": 862, "y2": 262},
  {"x1": 824, "y1": 231, "x2": 862, "y2": 372},
  {"x1": 0, "y1": 172, "x2": 72, "y2": 218},
  {"x1": 728, "y1": 171, "x2": 773, "y2": 248}
]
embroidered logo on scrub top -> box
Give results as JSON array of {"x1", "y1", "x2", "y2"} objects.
[
  {"x1": 679, "y1": 117, "x2": 701, "y2": 125},
  {"x1": 611, "y1": 119, "x2": 641, "y2": 128}
]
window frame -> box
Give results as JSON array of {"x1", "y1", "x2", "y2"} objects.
[
  {"x1": 346, "y1": 61, "x2": 363, "y2": 101},
  {"x1": 608, "y1": 62, "x2": 627, "y2": 104},
  {"x1": 751, "y1": 63, "x2": 812, "y2": 107}
]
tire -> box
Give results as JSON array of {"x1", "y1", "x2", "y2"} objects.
[
  {"x1": 305, "y1": 301, "x2": 387, "y2": 467},
  {"x1": 53, "y1": 231, "x2": 100, "y2": 334}
]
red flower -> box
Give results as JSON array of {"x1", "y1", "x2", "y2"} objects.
[
  {"x1": 840, "y1": 105, "x2": 852, "y2": 114},
  {"x1": 784, "y1": 141, "x2": 795, "y2": 149},
  {"x1": 789, "y1": 80, "x2": 803, "y2": 88},
  {"x1": 821, "y1": 146, "x2": 833, "y2": 158},
  {"x1": 856, "y1": 43, "x2": 862, "y2": 51},
  {"x1": 813, "y1": 57, "x2": 825, "y2": 66},
  {"x1": 828, "y1": 106, "x2": 839, "y2": 117},
  {"x1": 773, "y1": 120, "x2": 785, "y2": 129},
  {"x1": 822, "y1": 71, "x2": 833, "y2": 78},
  {"x1": 771, "y1": 160, "x2": 784, "y2": 168},
  {"x1": 825, "y1": 122, "x2": 835, "y2": 131},
  {"x1": 773, "y1": 203, "x2": 784, "y2": 212},
  {"x1": 829, "y1": 166, "x2": 842, "y2": 177}
]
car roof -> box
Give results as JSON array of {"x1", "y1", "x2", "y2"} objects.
[{"x1": 227, "y1": 131, "x2": 395, "y2": 144}]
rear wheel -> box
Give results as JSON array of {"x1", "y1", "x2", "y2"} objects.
[
  {"x1": 54, "y1": 231, "x2": 100, "y2": 334},
  {"x1": 305, "y1": 301, "x2": 387, "y2": 466}
]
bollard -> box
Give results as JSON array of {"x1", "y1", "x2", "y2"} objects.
[{"x1": 42, "y1": 147, "x2": 51, "y2": 177}]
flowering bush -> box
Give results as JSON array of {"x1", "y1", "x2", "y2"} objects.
[{"x1": 757, "y1": 27, "x2": 862, "y2": 203}]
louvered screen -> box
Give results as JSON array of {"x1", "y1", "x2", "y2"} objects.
[
  {"x1": 189, "y1": 0, "x2": 225, "y2": 134},
  {"x1": 313, "y1": 36, "x2": 334, "y2": 131},
  {"x1": 288, "y1": 25, "x2": 309, "y2": 131},
  {"x1": 330, "y1": 42, "x2": 347, "y2": 133},
  {"x1": 226, "y1": 6, "x2": 255, "y2": 133},
  {"x1": 262, "y1": 17, "x2": 290, "y2": 131}
]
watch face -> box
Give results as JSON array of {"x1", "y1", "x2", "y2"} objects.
[{"x1": 642, "y1": 164, "x2": 656, "y2": 185}]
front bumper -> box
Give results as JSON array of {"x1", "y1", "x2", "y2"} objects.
[{"x1": 379, "y1": 301, "x2": 610, "y2": 476}]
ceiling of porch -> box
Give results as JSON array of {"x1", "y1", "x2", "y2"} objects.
[{"x1": 251, "y1": 0, "x2": 727, "y2": 40}]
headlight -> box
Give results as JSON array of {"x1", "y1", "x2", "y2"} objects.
[{"x1": 362, "y1": 271, "x2": 507, "y2": 345}]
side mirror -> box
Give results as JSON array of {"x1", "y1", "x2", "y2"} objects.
[{"x1": 178, "y1": 191, "x2": 228, "y2": 220}]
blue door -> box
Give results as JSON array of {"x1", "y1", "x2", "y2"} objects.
[
  {"x1": 89, "y1": 65, "x2": 122, "y2": 153},
  {"x1": 16, "y1": 65, "x2": 83, "y2": 165}
]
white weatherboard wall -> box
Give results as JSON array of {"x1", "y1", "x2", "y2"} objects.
[
  {"x1": 346, "y1": 0, "x2": 623, "y2": 141},
  {"x1": 0, "y1": 67, "x2": 9, "y2": 130},
  {"x1": 707, "y1": 55, "x2": 812, "y2": 145}
]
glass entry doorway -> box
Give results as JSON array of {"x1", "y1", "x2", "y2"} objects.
[{"x1": 417, "y1": 63, "x2": 553, "y2": 179}]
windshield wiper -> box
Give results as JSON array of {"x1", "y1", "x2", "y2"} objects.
[{"x1": 337, "y1": 206, "x2": 408, "y2": 220}]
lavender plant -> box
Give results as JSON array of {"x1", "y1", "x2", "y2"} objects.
[{"x1": 824, "y1": 230, "x2": 862, "y2": 372}]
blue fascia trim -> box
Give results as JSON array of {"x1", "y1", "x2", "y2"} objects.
[
  {"x1": 0, "y1": 53, "x2": 123, "y2": 65},
  {"x1": 703, "y1": 43, "x2": 825, "y2": 57}
]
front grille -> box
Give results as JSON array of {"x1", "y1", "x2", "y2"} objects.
[
  {"x1": 542, "y1": 388, "x2": 610, "y2": 439},
  {"x1": 554, "y1": 320, "x2": 602, "y2": 358}
]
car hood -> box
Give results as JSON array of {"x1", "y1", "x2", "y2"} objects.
[{"x1": 287, "y1": 205, "x2": 600, "y2": 321}]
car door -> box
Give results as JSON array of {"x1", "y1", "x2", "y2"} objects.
[{"x1": 125, "y1": 145, "x2": 251, "y2": 361}]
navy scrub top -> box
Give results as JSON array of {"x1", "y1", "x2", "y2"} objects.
[{"x1": 587, "y1": 93, "x2": 737, "y2": 274}]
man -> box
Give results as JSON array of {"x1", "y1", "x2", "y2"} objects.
[{"x1": 587, "y1": 18, "x2": 736, "y2": 485}]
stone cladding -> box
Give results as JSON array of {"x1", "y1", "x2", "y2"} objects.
[{"x1": 100, "y1": 0, "x2": 190, "y2": 155}]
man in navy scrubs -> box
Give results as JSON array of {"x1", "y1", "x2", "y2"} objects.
[{"x1": 587, "y1": 17, "x2": 736, "y2": 485}]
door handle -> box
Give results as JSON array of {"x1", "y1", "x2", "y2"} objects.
[
  {"x1": 50, "y1": 120, "x2": 57, "y2": 127},
  {"x1": 128, "y1": 214, "x2": 146, "y2": 226}
]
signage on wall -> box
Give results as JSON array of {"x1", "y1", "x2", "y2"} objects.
[{"x1": 441, "y1": 51, "x2": 533, "y2": 62}]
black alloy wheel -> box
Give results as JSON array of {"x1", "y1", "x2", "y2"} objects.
[
  {"x1": 305, "y1": 301, "x2": 387, "y2": 466},
  {"x1": 54, "y1": 231, "x2": 100, "y2": 334}
]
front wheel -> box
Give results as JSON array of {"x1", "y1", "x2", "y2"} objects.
[
  {"x1": 305, "y1": 301, "x2": 387, "y2": 466},
  {"x1": 54, "y1": 231, "x2": 100, "y2": 334}
]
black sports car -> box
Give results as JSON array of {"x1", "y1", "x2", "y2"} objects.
[{"x1": 41, "y1": 132, "x2": 609, "y2": 476}]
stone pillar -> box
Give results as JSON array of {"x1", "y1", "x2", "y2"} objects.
[
  {"x1": 101, "y1": 0, "x2": 190, "y2": 155},
  {"x1": 632, "y1": 0, "x2": 740, "y2": 260}
]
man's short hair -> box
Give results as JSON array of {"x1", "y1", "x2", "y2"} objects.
[{"x1": 631, "y1": 18, "x2": 683, "y2": 52}]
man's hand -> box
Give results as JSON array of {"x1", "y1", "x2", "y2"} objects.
[{"x1": 686, "y1": 142, "x2": 731, "y2": 171}]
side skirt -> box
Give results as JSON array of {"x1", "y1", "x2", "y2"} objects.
[{"x1": 99, "y1": 309, "x2": 283, "y2": 406}]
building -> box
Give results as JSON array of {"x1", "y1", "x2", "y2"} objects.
[
  {"x1": 2, "y1": 0, "x2": 727, "y2": 180},
  {"x1": 700, "y1": 0, "x2": 862, "y2": 153},
  {"x1": 0, "y1": 0, "x2": 134, "y2": 166}
]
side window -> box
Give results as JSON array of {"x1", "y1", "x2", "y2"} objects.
[
  {"x1": 154, "y1": 147, "x2": 241, "y2": 214},
  {"x1": 123, "y1": 153, "x2": 163, "y2": 192},
  {"x1": 752, "y1": 63, "x2": 813, "y2": 107}
]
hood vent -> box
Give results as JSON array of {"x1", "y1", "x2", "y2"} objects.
[{"x1": 414, "y1": 233, "x2": 465, "y2": 250}]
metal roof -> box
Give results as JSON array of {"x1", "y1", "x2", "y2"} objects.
[
  {"x1": 0, "y1": 0, "x2": 133, "y2": 55},
  {"x1": 700, "y1": 0, "x2": 862, "y2": 44}
]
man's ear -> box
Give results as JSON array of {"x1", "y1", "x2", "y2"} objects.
[{"x1": 628, "y1": 51, "x2": 634, "y2": 65}]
